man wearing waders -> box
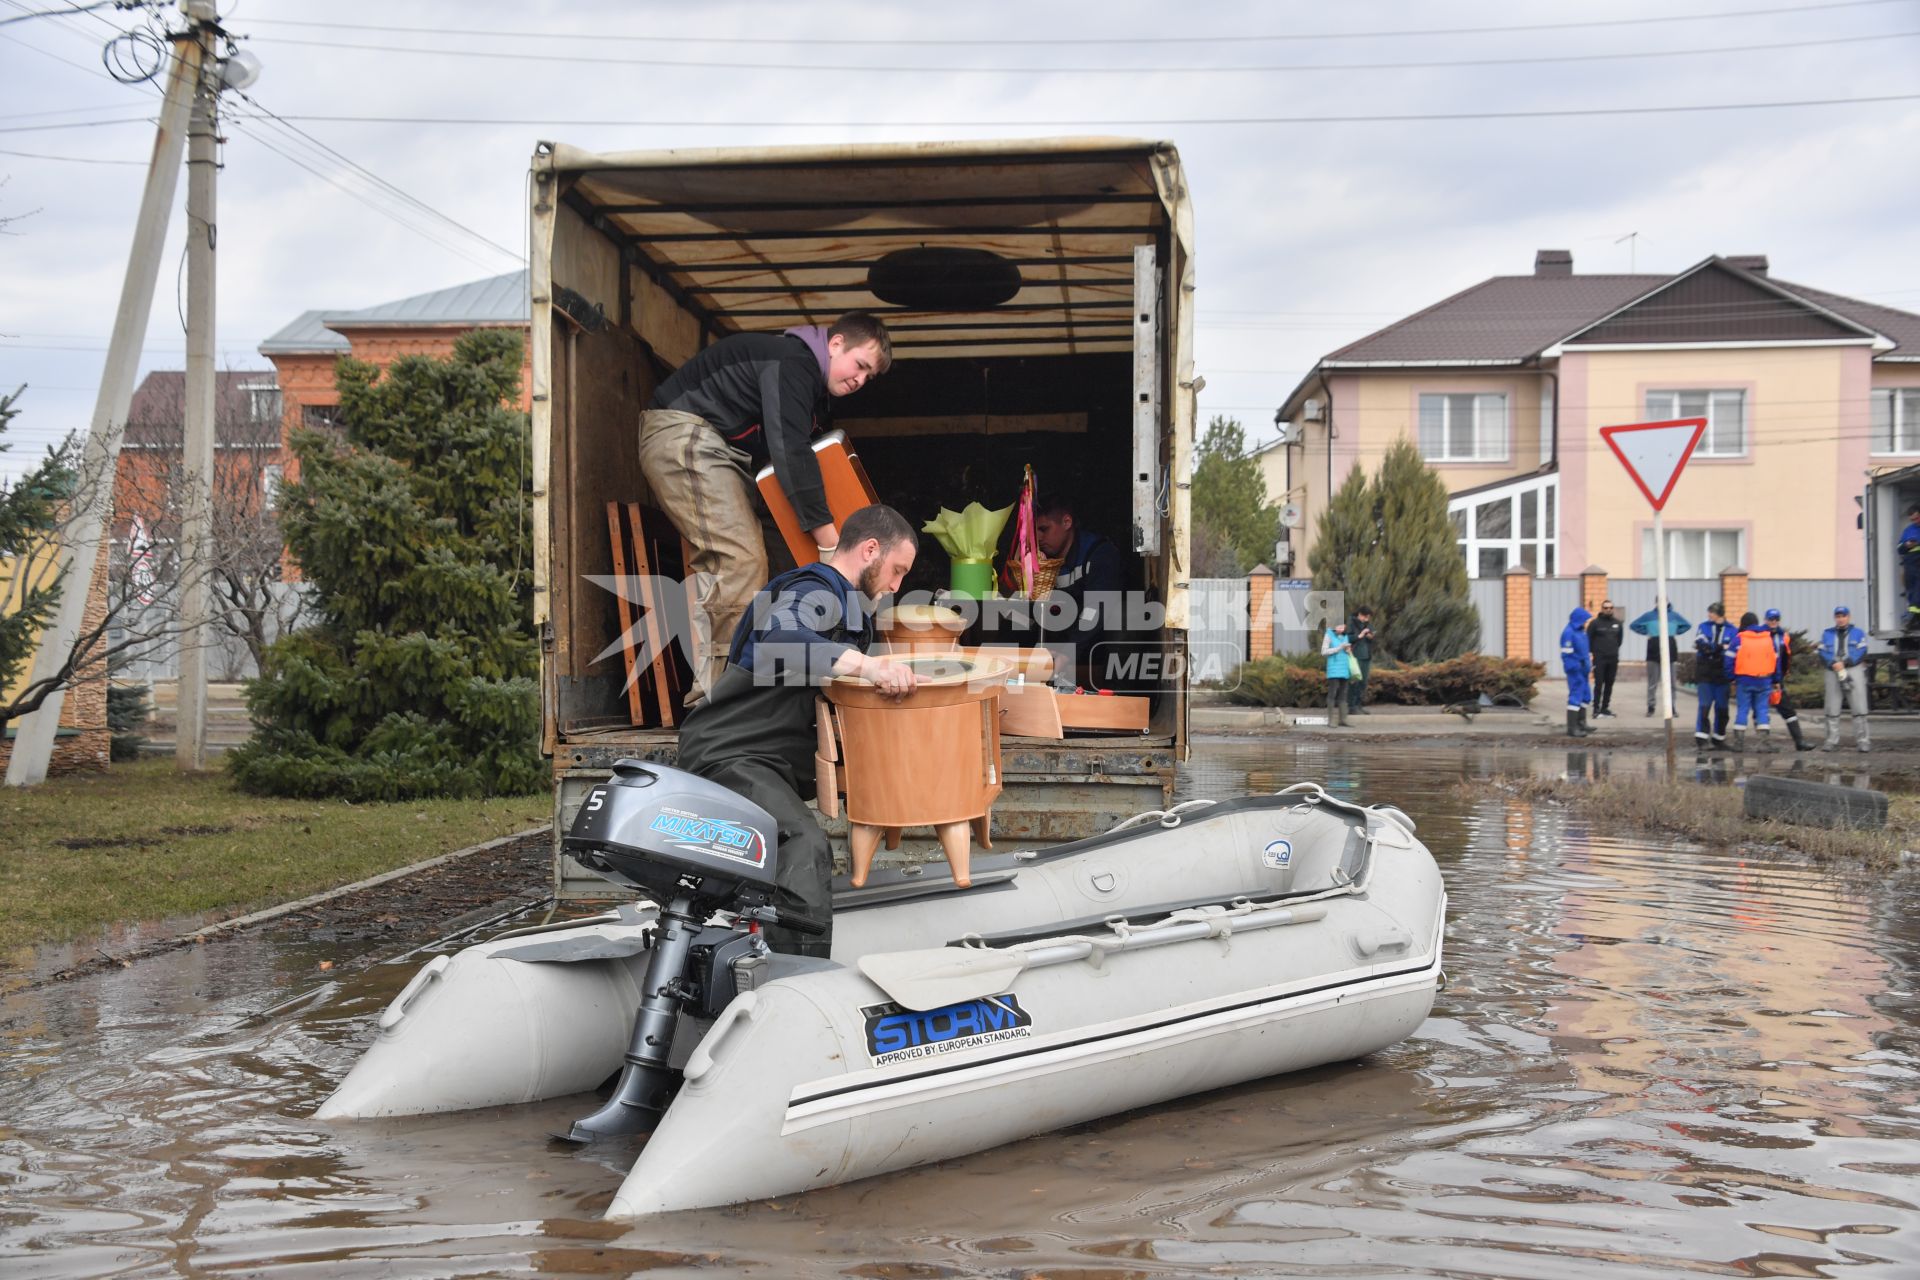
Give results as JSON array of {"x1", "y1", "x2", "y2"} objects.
[
  {"x1": 674, "y1": 505, "x2": 921, "y2": 957},
  {"x1": 1560, "y1": 606, "x2": 1593, "y2": 738},
  {"x1": 641, "y1": 313, "x2": 891, "y2": 703},
  {"x1": 1764, "y1": 607, "x2": 1814, "y2": 751},
  {"x1": 1693, "y1": 602, "x2": 1734, "y2": 750}
]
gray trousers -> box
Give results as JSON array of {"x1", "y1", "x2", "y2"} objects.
[
  {"x1": 1645, "y1": 660, "x2": 1679, "y2": 715},
  {"x1": 1822, "y1": 665, "x2": 1869, "y2": 747}
]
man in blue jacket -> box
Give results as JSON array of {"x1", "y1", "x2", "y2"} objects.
[
  {"x1": 1818, "y1": 605, "x2": 1870, "y2": 752},
  {"x1": 1692, "y1": 602, "x2": 1734, "y2": 750},
  {"x1": 1900, "y1": 505, "x2": 1920, "y2": 629},
  {"x1": 1560, "y1": 606, "x2": 1593, "y2": 738}
]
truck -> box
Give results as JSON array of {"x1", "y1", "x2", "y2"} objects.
[
  {"x1": 1863, "y1": 463, "x2": 1920, "y2": 706},
  {"x1": 526, "y1": 137, "x2": 1198, "y2": 897}
]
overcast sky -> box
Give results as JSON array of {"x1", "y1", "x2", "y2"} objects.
[{"x1": 3, "y1": 0, "x2": 1917, "y2": 482}]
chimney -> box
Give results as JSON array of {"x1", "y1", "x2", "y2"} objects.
[
  {"x1": 1534, "y1": 249, "x2": 1573, "y2": 277},
  {"x1": 1725, "y1": 254, "x2": 1770, "y2": 277}
]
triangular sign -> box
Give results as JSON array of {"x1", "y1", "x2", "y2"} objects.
[{"x1": 1599, "y1": 417, "x2": 1707, "y2": 512}]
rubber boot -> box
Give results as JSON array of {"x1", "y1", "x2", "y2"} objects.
[
  {"x1": 1566, "y1": 710, "x2": 1587, "y2": 739},
  {"x1": 1337, "y1": 702, "x2": 1350, "y2": 728},
  {"x1": 1757, "y1": 727, "x2": 1776, "y2": 754},
  {"x1": 1787, "y1": 718, "x2": 1812, "y2": 751},
  {"x1": 1583, "y1": 704, "x2": 1596, "y2": 735},
  {"x1": 1731, "y1": 727, "x2": 1745, "y2": 753}
]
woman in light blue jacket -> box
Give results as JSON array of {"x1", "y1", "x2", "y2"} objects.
[{"x1": 1322, "y1": 621, "x2": 1354, "y2": 727}]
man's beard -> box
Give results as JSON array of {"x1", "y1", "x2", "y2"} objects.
[{"x1": 858, "y1": 560, "x2": 884, "y2": 599}]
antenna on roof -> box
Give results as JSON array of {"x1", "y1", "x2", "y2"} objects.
[{"x1": 1614, "y1": 231, "x2": 1641, "y2": 273}]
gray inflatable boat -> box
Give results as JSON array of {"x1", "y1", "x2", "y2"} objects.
[{"x1": 317, "y1": 761, "x2": 1446, "y2": 1218}]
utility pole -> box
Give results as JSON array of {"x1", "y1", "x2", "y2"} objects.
[
  {"x1": 176, "y1": 0, "x2": 221, "y2": 771},
  {"x1": 4, "y1": 22, "x2": 204, "y2": 787}
]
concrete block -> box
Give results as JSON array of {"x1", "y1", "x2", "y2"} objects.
[{"x1": 1743, "y1": 774, "x2": 1888, "y2": 830}]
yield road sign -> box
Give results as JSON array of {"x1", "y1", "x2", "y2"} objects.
[{"x1": 1599, "y1": 417, "x2": 1707, "y2": 511}]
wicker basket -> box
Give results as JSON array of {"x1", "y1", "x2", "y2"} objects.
[{"x1": 1023, "y1": 555, "x2": 1064, "y2": 598}]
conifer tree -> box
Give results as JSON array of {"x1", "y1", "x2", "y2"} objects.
[
  {"x1": 229, "y1": 332, "x2": 542, "y2": 800},
  {"x1": 1191, "y1": 415, "x2": 1279, "y2": 576},
  {"x1": 0, "y1": 388, "x2": 76, "y2": 729},
  {"x1": 1308, "y1": 440, "x2": 1477, "y2": 662}
]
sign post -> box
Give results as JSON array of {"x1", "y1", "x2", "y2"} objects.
[{"x1": 1599, "y1": 417, "x2": 1708, "y2": 781}]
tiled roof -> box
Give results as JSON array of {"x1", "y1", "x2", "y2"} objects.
[
  {"x1": 256, "y1": 271, "x2": 529, "y2": 359},
  {"x1": 1774, "y1": 279, "x2": 1920, "y2": 358},
  {"x1": 1324, "y1": 275, "x2": 1665, "y2": 365},
  {"x1": 123, "y1": 370, "x2": 283, "y2": 448}
]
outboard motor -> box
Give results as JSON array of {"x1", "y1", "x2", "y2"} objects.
[{"x1": 556, "y1": 758, "x2": 824, "y2": 1142}]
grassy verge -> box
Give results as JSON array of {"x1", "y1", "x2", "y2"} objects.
[
  {"x1": 1475, "y1": 776, "x2": 1916, "y2": 869},
  {"x1": 0, "y1": 759, "x2": 550, "y2": 960}
]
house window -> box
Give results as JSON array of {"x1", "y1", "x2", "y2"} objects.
[
  {"x1": 242, "y1": 381, "x2": 283, "y2": 425},
  {"x1": 302, "y1": 404, "x2": 341, "y2": 431},
  {"x1": 1871, "y1": 388, "x2": 1920, "y2": 455},
  {"x1": 1641, "y1": 527, "x2": 1742, "y2": 579},
  {"x1": 261, "y1": 463, "x2": 284, "y2": 510},
  {"x1": 1419, "y1": 393, "x2": 1508, "y2": 463},
  {"x1": 1644, "y1": 389, "x2": 1745, "y2": 457},
  {"x1": 1448, "y1": 473, "x2": 1557, "y2": 578}
]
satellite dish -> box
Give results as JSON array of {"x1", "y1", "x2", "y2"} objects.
[{"x1": 1279, "y1": 502, "x2": 1303, "y2": 529}]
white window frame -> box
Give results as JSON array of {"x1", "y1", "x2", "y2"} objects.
[
  {"x1": 1640, "y1": 527, "x2": 1743, "y2": 579},
  {"x1": 1871, "y1": 388, "x2": 1920, "y2": 456},
  {"x1": 1644, "y1": 388, "x2": 1746, "y2": 458},
  {"x1": 1448, "y1": 473, "x2": 1558, "y2": 579},
  {"x1": 1419, "y1": 392, "x2": 1510, "y2": 463},
  {"x1": 261, "y1": 462, "x2": 284, "y2": 510}
]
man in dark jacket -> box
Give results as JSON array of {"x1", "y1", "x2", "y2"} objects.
[
  {"x1": 1346, "y1": 606, "x2": 1377, "y2": 715},
  {"x1": 641, "y1": 312, "x2": 891, "y2": 701},
  {"x1": 1588, "y1": 599, "x2": 1625, "y2": 717},
  {"x1": 1032, "y1": 498, "x2": 1126, "y2": 687},
  {"x1": 675, "y1": 505, "x2": 920, "y2": 957},
  {"x1": 1693, "y1": 602, "x2": 1734, "y2": 749}
]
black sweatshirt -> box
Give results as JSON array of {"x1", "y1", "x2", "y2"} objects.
[
  {"x1": 1588, "y1": 612, "x2": 1624, "y2": 660},
  {"x1": 649, "y1": 330, "x2": 833, "y2": 529}
]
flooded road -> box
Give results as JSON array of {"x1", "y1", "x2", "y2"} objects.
[{"x1": 5, "y1": 742, "x2": 1918, "y2": 1278}]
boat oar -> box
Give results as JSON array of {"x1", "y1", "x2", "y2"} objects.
[{"x1": 858, "y1": 946, "x2": 1030, "y2": 1012}]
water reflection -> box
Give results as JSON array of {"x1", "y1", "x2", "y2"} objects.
[{"x1": 2, "y1": 742, "x2": 1916, "y2": 1278}]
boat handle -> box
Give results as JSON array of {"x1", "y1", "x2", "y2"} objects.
[
  {"x1": 377, "y1": 955, "x2": 449, "y2": 1032},
  {"x1": 683, "y1": 991, "x2": 759, "y2": 1083}
]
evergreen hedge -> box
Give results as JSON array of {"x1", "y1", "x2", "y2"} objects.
[
  {"x1": 1226, "y1": 652, "x2": 1543, "y2": 709},
  {"x1": 229, "y1": 331, "x2": 543, "y2": 801}
]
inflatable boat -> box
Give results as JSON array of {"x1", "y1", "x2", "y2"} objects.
[{"x1": 317, "y1": 761, "x2": 1446, "y2": 1218}]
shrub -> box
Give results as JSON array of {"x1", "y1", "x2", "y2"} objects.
[
  {"x1": 1227, "y1": 652, "x2": 1542, "y2": 709},
  {"x1": 107, "y1": 684, "x2": 150, "y2": 761}
]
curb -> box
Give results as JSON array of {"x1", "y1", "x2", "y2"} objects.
[
  {"x1": 15, "y1": 824, "x2": 554, "y2": 990},
  {"x1": 182, "y1": 824, "x2": 554, "y2": 944}
]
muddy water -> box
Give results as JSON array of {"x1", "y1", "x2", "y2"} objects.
[{"x1": 4, "y1": 742, "x2": 1918, "y2": 1279}]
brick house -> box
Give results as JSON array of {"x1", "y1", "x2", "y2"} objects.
[
  {"x1": 1272, "y1": 251, "x2": 1920, "y2": 582},
  {"x1": 260, "y1": 269, "x2": 532, "y2": 493}
]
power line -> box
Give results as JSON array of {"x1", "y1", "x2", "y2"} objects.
[
  {"x1": 0, "y1": 0, "x2": 121, "y2": 28},
  {"x1": 222, "y1": 114, "x2": 515, "y2": 275},
  {"x1": 244, "y1": 28, "x2": 1918, "y2": 76},
  {"x1": 236, "y1": 0, "x2": 1908, "y2": 48},
  {"x1": 251, "y1": 93, "x2": 1920, "y2": 129},
  {"x1": 0, "y1": 144, "x2": 143, "y2": 163},
  {"x1": 227, "y1": 91, "x2": 523, "y2": 265},
  {"x1": 0, "y1": 116, "x2": 154, "y2": 133}
]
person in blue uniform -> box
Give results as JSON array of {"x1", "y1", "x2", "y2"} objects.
[
  {"x1": 1692, "y1": 602, "x2": 1734, "y2": 750},
  {"x1": 1031, "y1": 498, "x2": 1127, "y2": 687},
  {"x1": 1764, "y1": 607, "x2": 1814, "y2": 751},
  {"x1": 1899, "y1": 504, "x2": 1920, "y2": 629},
  {"x1": 1727, "y1": 611, "x2": 1778, "y2": 752},
  {"x1": 675, "y1": 504, "x2": 921, "y2": 956},
  {"x1": 1560, "y1": 606, "x2": 1593, "y2": 738}
]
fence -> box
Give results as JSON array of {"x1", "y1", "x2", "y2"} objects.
[{"x1": 1211, "y1": 569, "x2": 1866, "y2": 667}]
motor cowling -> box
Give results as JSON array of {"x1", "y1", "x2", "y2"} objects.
[{"x1": 564, "y1": 759, "x2": 780, "y2": 915}]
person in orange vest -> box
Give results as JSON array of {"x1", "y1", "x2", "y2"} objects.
[{"x1": 1727, "y1": 610, "x2": 1778, "y2": 752}]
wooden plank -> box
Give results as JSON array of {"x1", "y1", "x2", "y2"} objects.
[
  {"x1": 754, "y1": 430, "x2": 879, "y2": 566},
  {"x1": 625, "y1": 502, "x2": 676, "y2": 729},
  {"x1": 999, "y1": 682, "x2": 1064, "y2": 739},
  {"x1": 1057, "y1": 690, "x2": 1151, "y2": 733},
  {"x1": 606, "y1": 502, "x2": 646, "y2": 727},
  {"x1": 815, "y1": 753, "x2": 839, "y2": 819}
]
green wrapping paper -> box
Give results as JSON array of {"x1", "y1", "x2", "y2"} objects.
[{"x1": 922, "y1": 504, "x2": 1012, "y2": 598}]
